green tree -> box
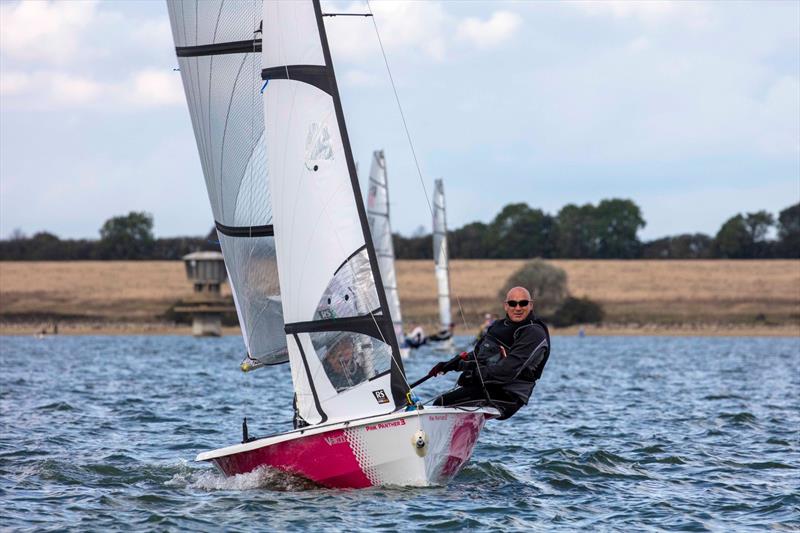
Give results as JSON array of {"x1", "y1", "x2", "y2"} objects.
[
  {"x1": 777, "y1": 203, "x2": 800, "y2": 258},
  {"x1": 487, "y1": 203, "x2": 557, "y2": 258},
  {"x1": 449, "y1": 222, "x2": 490, "y2": 258},
  {"x1": 594, "y1": 199, "x2": 645, "y2": 258},
  {"x1": 96, "y1": 211, "x2": 155, "y2": 259},
  {"x1": 744, "y1": 210, "x2": 775, "y2": 258},
  {"x1": 643, "y1": 233, "x2": 712, "y2": 259},
  {"x1": 499, "y1": 259, "x2": 568, "y2": 316},
  {"x1": 713, "y1": 214, "x2": 751, "y2": 258},
  {"x1": 556, "y1": 203, "x2": 597, "y2": 258}
]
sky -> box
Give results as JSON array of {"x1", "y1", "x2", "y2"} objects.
[{"x1": 1, "y1": 0, "x2": 798, "y2": 241}]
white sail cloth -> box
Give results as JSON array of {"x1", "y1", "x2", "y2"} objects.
[
  {"x1": 433, "y1": 179, "x2": 452, "y2": 331},
  {"x1": 261, "y1": 1, "x2": 404, "y2": 425},
  {"x1": 167, "y1": 0, "x2": 287, "y2": 366},
  {"x1": 367, "y1": 151, "x2": 404, "y2": 340}
]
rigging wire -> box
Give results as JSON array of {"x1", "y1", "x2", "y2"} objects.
[{"x1": 365, "y1": 1, "x2": 474, "y2": 334}]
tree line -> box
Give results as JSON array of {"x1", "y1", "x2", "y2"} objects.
[
  {"x1": 0, "y1": 200, "x2": 797, "y2": 260},
  {"x1": 394, "y1": 199, "x2": 799, "y2": 260},
  {"x1": 0, "y1": 213, "x2": 219, "y2": 261}
]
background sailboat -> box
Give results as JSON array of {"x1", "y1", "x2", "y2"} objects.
[
  {"x1": 366, "y1": 150, "x2": 410, "y2": 359},
  {"x1": 168, "y1": 0, "x2": 496, "y2": 488},
  {"x1": 431, "y1": 178, "x2": 455, "y2": 351}
]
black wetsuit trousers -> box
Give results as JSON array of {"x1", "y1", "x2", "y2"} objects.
[{"x1": 433, "y1": 384, "x2": 524, "y2": 420}]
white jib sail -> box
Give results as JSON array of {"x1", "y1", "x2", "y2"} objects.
[
  {"x1": 167, "y1": 0, "x2": 287, "y2": 367},
  {"x1": 433, "y1": 179, "x2": 452, "y2": 332},
  {"x1": 262, "y1": 0, "x2": 406, "y2": 425},
  {"x1": 367, "y1": 150, "x2": 403, "y2": 340}
]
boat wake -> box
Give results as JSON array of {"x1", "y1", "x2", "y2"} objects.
[{"x1": 166, "y1": 464, "x2": 318, "y2": 492}]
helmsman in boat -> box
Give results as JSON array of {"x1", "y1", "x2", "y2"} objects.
[{"x1": 428, "y1": 286, "x2": 550, "y2": 420}]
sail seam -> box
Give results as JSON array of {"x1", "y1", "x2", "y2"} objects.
[
  {"x1": 261, "y1": 65, "x2": 332, "y2": 95},
  {"x1": 333, "y1": 245, "x2": 367, "y2": 275},
  {"x1": 285, "y1": 312, "x2": 392, "y2": 341},
  {"x1": 176, "y1": 39, "x2": 262, "y2": 57},
  {"x1": 215, "y1": 221, "x2": 274, "y2": 237}
]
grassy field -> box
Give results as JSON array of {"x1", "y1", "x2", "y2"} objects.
[{"x1": 0, "y1": 260, "x2": 798, "y2": 335}]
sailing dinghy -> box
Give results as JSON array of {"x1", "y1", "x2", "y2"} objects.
[
  {"x1": 167, "y1": 0, "x2": 496, "y2": 488},
  {"x1": 366, "y1": 150, "x2": 410, "y2": 359},
  {"x1": 431, "y1": 179, "x2": 455, "y2": 351}
]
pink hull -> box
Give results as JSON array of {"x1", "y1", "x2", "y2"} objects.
[{"x1": 204, "y1": 409, "x2": 493, "y2": 488}]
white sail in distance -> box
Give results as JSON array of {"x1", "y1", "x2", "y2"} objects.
[
  {"x1": 166, "y1": 0, "x2": 287, "y2": 367},
  {"x1": 433, "y1": 179, "x2": 452, "y2": 332},
  {"x1": 261, "y1": 1, "x2": 406, "y2": 425},
  {"x1": 367, "y1": 150, "x2": 403, "y2": 340}
]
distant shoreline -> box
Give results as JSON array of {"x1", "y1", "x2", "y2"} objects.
[
  {"x1": 1, "y1": 321, "x2": 796, "y2": 338},
  {"x1": 2, "y1": 260, "x2": 798, "y2": 338}
]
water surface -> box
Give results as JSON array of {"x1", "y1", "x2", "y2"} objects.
[{"x1": 1, "y1": 335, "x2": 798, "y2": 531}]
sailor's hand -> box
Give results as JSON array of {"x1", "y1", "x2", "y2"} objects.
[
  {"x1": 457, "y1": 359, "x2": 476, "y2": 372},
  {"x1": 428, "y1": 362, "x2": 447, "y2": 377}
]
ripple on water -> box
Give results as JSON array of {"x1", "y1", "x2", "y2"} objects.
[{"x1": 1, "y1": 335, "x2": 799, "y2": 531}]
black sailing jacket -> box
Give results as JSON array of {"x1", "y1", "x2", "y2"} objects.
[{"x1": 469, "y1": 313, "x2": 550, "y2": 403}]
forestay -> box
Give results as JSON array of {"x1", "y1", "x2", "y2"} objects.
[
  {"x1": 261, "y1": 1, "x2": 406, "y2": 425},
  {"x1": 433, "y1": 179, "x2": 452, "y2": 331},
  {"x1": 166, "y1": 0, "x2": 287, "y2": 367},
  {"x1": 367, "y1": 151, "x2": 404, "y2": 340}
]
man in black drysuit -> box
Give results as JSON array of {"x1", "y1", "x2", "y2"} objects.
[{"x1": 428, "y1": 286, "x2": 550, "y2": 420}]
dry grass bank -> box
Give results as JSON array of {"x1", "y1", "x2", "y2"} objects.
[
  {"x1": 0, "y1": 260, "x2": 798, "y2": 335},
  {"x1": 398, "y1": 259, "x2": 800, "y2": 329}
]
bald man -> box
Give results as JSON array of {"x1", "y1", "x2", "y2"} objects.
[{"x1": 429, "y1": 286, "x2": 550, "y2": 420}]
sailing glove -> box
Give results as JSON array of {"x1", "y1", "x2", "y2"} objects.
[{"x1": 429, "y1": 352, "x2": 471, "y2": 376}]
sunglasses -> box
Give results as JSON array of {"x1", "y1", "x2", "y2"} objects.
[{"x1": 505, "y1": 300, "x2": 530, "y2": 308}]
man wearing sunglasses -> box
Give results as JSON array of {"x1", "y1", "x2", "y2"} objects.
[{"x1": 429, "y1": 286, "x2": 550, "y2": 420}]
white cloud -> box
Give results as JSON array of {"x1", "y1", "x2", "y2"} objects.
[
  {"x1": 0, "y1": 69, "x2": 184, "y2": 111},
  {"x1": 126, "y1": 69, "x2": 185, "y2": 107},
  {"x1": 130, "y1": 18, "x2": 173, "y2": 49},
  {"x1": 0, "y1": 71, "x2": 31, "y2": 96},
  {"x1": 325, "y1": 1, "x2": 451, "y2": 62},
  {"x1": 0, "y1": 0, "x2": 100, "y2": 64},
  {"x1": 569, "y1": 0, "x2": 711, "y2": 28},
  {"x1": 456, "y1": 11, "x2": 522, "y2": 49}
]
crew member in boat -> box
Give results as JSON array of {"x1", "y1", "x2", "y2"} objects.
[
  {"x1": 403, "y1": 324, "x2": 427, "y2": 349},
  {"x1": 475, "y1": 313, "x2": 496, "y2": 343},
  {"x1": 427, "y1": 287, "x2": 550, "y2": 420},
  {"x1": 427, "y1": 322, "x2": 456, "y2": 343},
  {"x1": 322, "y1": 335, "x2": 365, "y2": 391}
]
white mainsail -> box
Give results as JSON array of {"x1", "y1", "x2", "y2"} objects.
[
  {"x1": 166, "y1": 0, "x2": 287, "y2": 367},
  {"x1": 261, "y1": 1, "x2": 405, "y2": 425},
  {"x1": 367, "y1": 150, "x2": 403, "y2": 340},
  {"x1": 432, "y1": 179, "x2": 452, "y2": 333}
]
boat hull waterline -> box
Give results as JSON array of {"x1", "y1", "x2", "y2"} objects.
[{"x1": 197, "y1": 407, "x2": 497, "y2": 488}]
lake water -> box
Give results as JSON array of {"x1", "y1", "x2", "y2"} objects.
[{"x1": 1, "y1": 335, "x2": 798, "y2": 531}]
